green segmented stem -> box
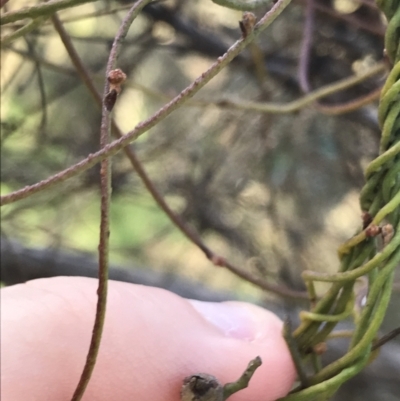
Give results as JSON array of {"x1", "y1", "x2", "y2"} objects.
[{"x1": 279, "y1": 1, "x2": 400, "y2": 399}]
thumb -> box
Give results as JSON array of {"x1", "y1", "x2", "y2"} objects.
[{"x1": 1, "y1": 277, "x2": 296, "y2": 401}]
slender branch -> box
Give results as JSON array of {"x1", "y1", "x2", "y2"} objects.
[
  {"x1": 210, "y1": 63, "x2": 386, "y2": 114},
  {"x1": 372, "y1": 327, "x2": 400, "y2": 351},
  {"x1": 282, "y1": 318, "x2": 309, "y2": 388},
  {"x1": 0, "y1": 0, "x2": 99, "y2": 25},
  {"x1": 212, "y1": 0, "x2": 273, "y2": 11},
  {"x1": 316, "y1": 86, "x2": 382, "y2": 115},
  {"x1": 298, "y1": 0, "x2": 314, "y2": 93},
  {"x1": 1, "y1": 0, "x2": 293, "y2": 205},
  {"x1": 1, "y1": 16, "x2": 47, "y2": 45},
  {"x1": 311, "y1": 0, "x2": 385, "y2": 37},
  {"x1": 63, "y1": 2, "x2": 152, "y2": 400},
  {"x1": 51, "y1": 3, "x2": 133, "y2": 25},
  {"x1": 214, "y1": 257, "x2": 308, "y2": 299}
]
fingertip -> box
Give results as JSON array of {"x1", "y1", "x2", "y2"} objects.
[
  {"x1": 188, "y1": 300, "x2": 296, "y2": 400},
  {"x1": 1, "y1": 277, "x2": 296, "y2": 401}
]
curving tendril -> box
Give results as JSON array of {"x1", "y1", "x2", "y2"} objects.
[
  {"x1": 211, "y1": 0, "x2": 273, "y2": 11},
  {"x1": 278, "y1": 1, "x2": 400, "y2": 400}
]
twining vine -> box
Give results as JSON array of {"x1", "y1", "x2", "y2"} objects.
[{"x1": 276, "y1": 0, "x2": 399, "y2": 398}]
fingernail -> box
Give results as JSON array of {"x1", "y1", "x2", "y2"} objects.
[{"x1": 189, "y1": 300, "x2": 277, "y2": 341}]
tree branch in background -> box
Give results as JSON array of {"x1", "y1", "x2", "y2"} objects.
[
  {"x1": 298, "y1": 0, "x2": 314, "y2": 93},
  {"x1": 0, "y1": 0, "x2": 98, "y2": 25}
]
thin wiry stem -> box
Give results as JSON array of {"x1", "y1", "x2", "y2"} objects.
[
  {"x1": 1, "y1": 16, "x2": 47, "y2": 45},
  {"x1": 63, "y1": 2, "x2": 153, "y2": 400},
  {"x1": 0, "y1": 0, "x2": 98, "y2": 25},
  {"x1": 49, "y1": 3, "x2": 133, "y2": 25},
  {"x1": 208, "y1": 63, "x2": 386, "y2": 114},
  {"x1": 298, "y1": 0, "x2": 314, "y2": 93},
  {"x1": 316, "y1": 86, "x2": 382, "y2": 115},
  {"x1": 212, "y1": 0, "x2": 273, "y2": 11},
  {"x1": 311, "y1": 1, "x2": 385, "y2": 37},
  {"x1": 283, "y1": 318, "x2": 309, "y2": 389},
  {"x1": 372, "y1": 326, "x2": 400, "y2": 351}
]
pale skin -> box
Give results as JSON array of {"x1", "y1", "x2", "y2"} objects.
[{"x1": 1, "y1": 277, "x2": 296, "y2": 401}]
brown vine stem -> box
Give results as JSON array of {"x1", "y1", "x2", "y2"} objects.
[
  {"x1": 51, "y1": 10, "x2": 306, "y2": 300},
  {"x1": 210, "y1": 62, "x2": 385, "y2": 114},
  {"x1": 316, "y1": 86, "x2": 382, "y2": 115},
  {"x1": 307, "y1": 0, "x2": 385, "y2": 37},
  {"x1": 63, "y1": 1, "x2": 153, "y2": 400},
  {"x1": 298, "y1": 0, "x2": 314, "y2": 93},
  {"x1": 371, "y1": 326, "x2": 400, "y2": 351},
  {"x1": 0, "y1": 0, "x2": 293, "y2": 202}
]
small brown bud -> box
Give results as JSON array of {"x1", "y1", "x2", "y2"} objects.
[
  {"x1": 313, "y1": 342, "x2": 327, "y2": 355},
  {"x1": 239, "y1": 12, "x2": 257, "y2": 38},
  {"x1": 104, "y1": 68, "x2": 126, "y2": 111},
  {"x1": 381, "y1": 224, "x2": 394, "y2": 246},
  {"x1": 361, "y1": 211, "x2": 373, "y2": 229},
  {"x1": 365, "y1": 224, "x2": 381, "y2": 237},
  {"x1": 210, "y1": 255, "x2": 226, "y2": 267},
  {"x1": 107, "y1": 68, "x2": 127, "y2": 87}
]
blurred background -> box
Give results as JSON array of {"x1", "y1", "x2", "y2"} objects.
[{"x1": 1, "y1": 0, "x2": 399, "y2": 399}]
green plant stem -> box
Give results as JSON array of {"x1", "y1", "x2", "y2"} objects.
[
  {"x1": 379, "y1": 61, "x2": 400, "y2": 101},
  {"x1": 366, "y1": 141, "x2": 400, "y2": 176},
  {"x1": 378, "y1": 79, "x2": 400, "y2": 125},
  {"x1": 222, "y1": 357, "x2": 262, "y2": 399},
  {"x1": 299, "y1": 294, "x2": 354, "y2": 322},
  {"x1": 309, "y1": 256, "x2": 397, "y2": 384},
  {"x1": 211, "y1": 63, "x2": 385, "y2": 114},
  {"x1": 283, "y1": 318, "x2": 309, "y2": 388},
  {"x1": 1, "y1": 16, "x2": 47, "y2": 45},
  {"x1": 212, "y1": 0, "x2": 272, "y2": 10},
  {"x1": 302, "y1": 225, "x2": 400, "y2": 282},
  {"x1": 278, "y1": 350, "x2": 370, "y2": 401},
  {"x1": 0, "y1": 0, "x2": 99, "y2": 25}
]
